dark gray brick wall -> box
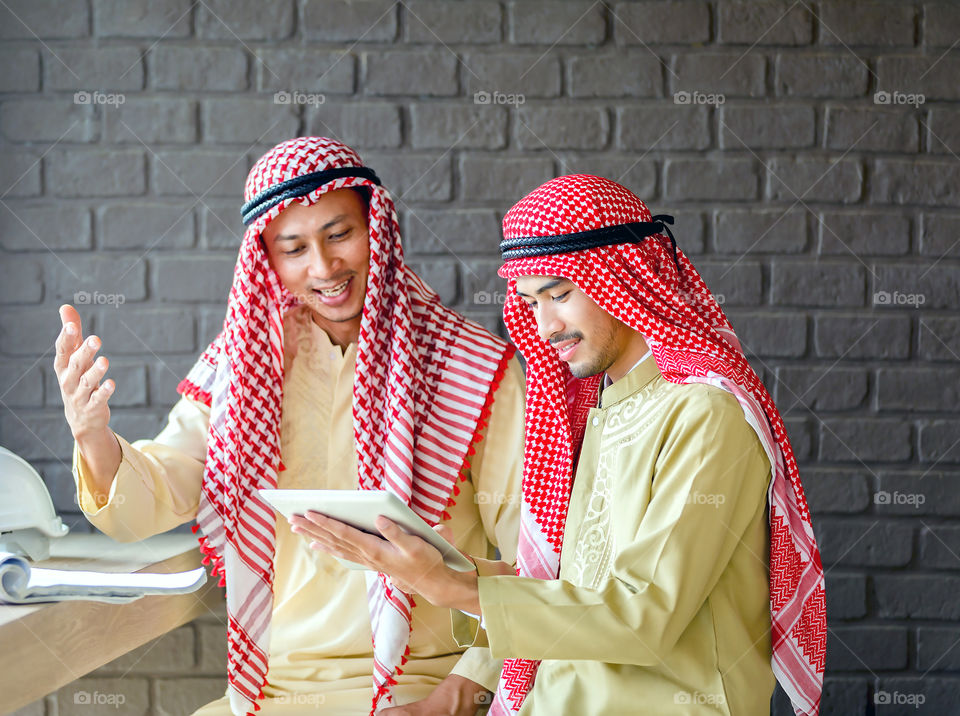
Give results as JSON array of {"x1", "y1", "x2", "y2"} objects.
[{"x1": 1, "y1": 1, "x2": 958, "y2": 714}]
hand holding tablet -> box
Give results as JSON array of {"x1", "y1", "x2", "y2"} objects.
[{"x1": 259, "y1": 489, "x2": 475, "y2": 573}]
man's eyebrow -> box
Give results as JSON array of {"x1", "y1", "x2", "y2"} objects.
[
  {"x1": 515, "y1": 278, "x2": 568, "y2": 298},
  {"x1": 273, "y1": 215, "x2": 350, "y2": 242},
  {"x1": 320, "y1": 214, "x2": 349, "y2": 231}
]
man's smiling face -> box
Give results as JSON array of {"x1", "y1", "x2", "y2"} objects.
[{"x1": 261, "y1": 188, "x2": 371, "y2": 346}]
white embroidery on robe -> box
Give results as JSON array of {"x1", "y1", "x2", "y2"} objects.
[{"x1": 568, "y1": 381, "x2": 668, "y2": 589}]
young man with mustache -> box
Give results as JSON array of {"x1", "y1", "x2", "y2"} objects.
[{"x1": 295, "y1": 175, "x2": 826, "y2": 716}]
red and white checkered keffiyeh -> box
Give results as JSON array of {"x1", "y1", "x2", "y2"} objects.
[
  {"x1": 177, "y1": 137, "x2": 515, "y2": 715},
  {"x1": 490, "y1": 175, "x2": 825, "y2": 716}
]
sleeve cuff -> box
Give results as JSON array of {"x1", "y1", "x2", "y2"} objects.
[
  {"x1": 451, "y1": 555, "x2": 509, "y2": 647},
  {"x1": 477, "y1": 575, "x2": 515, "y2": 661},
  {"x1": 73, "y1": 436, "x2": 124, "y2": 516},
  {"x1": 451, "y1": 608, "x2": 483, "y2": 648},
  {"x1": 449, "y1": 646, "x2": 503, "y2": 693}
]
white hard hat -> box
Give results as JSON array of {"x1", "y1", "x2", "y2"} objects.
[{"x1": 0, "y1": 445, "x2": 69, "y2": 560}]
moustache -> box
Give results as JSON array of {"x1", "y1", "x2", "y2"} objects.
[{"x1": 550, "y1": 332, "x2": 584, "y2": 346}]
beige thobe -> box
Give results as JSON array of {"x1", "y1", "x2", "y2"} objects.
[
  {"x1": 75, "y1": 305, "x2": 525, "y2": 714},
  {"x1": 476, "y1": 355, "x2": 775, "y2": 715}
]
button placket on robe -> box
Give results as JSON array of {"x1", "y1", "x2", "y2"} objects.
[{"x1": 587, "y1": 410, "x2": 607, "y2": 516}]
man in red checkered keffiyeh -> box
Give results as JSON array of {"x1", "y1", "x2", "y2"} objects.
[
  {"x1": 181, "y1": 138, "x2": 520, "y2": 714},
  {"x1": 301, "y1": 173, "x2": 825, "y2": 716},
  {"x1": 64, "y1": 136, "x2": 523, "y2": 716},
  {"x1": 488, "y1": 174, "x2": 826, "y2": 715}
]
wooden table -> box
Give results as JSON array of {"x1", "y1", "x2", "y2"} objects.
[{"x1": 0, "y1": 533, "x2": 222, "y2": 714}]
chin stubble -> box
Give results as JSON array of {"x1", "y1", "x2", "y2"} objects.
[{"x1": 569, "y1": 322, "x2": 620, "y2": 378}]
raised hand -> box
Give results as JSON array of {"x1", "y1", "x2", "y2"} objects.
[
  {"x1": 55, "y1": 304, "x2": 114, "y2": 440},
  {"x1": 54, "y1": 304, "x2": 121, "y2": 493}
]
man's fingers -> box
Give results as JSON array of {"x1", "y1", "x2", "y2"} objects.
[
  {"x1": 432, "y1": 523, "x2": 473, "y2": 561},
  {"x1": 54, "y1": 326, "x2": 70, "y2": 374},
  {"x1": 374, "y1": 516, "x2": 407, "y2": 543},
  {"x1": 295, "y1": 511, "x2": 353, "y2": 540},
  {"x1": 288, "y1": 517, "x2": 332, "y2": 544},
  {"x1": 55, "y1": 311, "x2": 83, "y2": 375},
  {"x1": 303, "y1": 512, "x2": 377, "y2": 545},
  {"x1": 289, "y1": 522, "x2": 340, "y2": 552},
  {"x1": 305, "y1": 534, "x2": 341, "y2": 554},
  {"x1": 88, "y1": 379, "x2": 115, "y2": 408},
  {"x1": 56, "y1": 305, "x2": 83, "y2": 369},
  {"x1": 64, "y1": 335, "x2": 102, "y2": 388},
  {"x1": 292, "y1": 523, "x2": 374, "y2": 565},
  {"x1": 375, "y1": 516, "x2": 428, "y2": 555},
  {"x1": 60, "y1": 335, "x2": 102, "y2": 396},
  {"x1": 433, "y1": 523, "x2": 455, "y2": 544},
  {"x1": 76, "y1": 356, "x2": 109, "y2": 401},
  {"x1": 59, "y1": 304, "x2": 83, "y2": 333},
  {"x1": 292, "y1": 513, "x2": 388, "y2": 559}
]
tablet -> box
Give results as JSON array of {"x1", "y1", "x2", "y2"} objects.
[{"x1": 259, "y1": 489, "x2": 475, "y2": 572}]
